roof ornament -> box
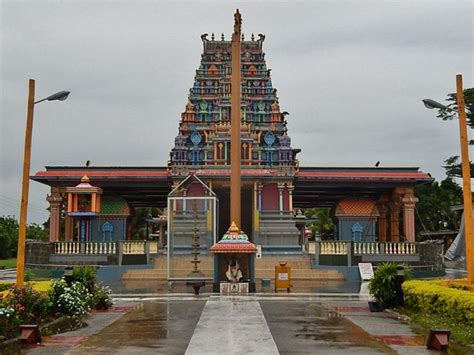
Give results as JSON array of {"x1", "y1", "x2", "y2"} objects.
[
  {"x1": 251, "y1": 33, "x2": 255, "y2": 41},
  {"x1": 221, "y1": 33, "x2": 225, "y2": 41},
  {"x1": 211, "y1": 32, "x2": 215, "y2": 41},
  {"x1": 258, "y1": 33, "x2": 265, "y2": 42},
  {"x1": 241, "y1": 32, "x2": 245, "y2": 41},
  {"x1": 200, "y1": 33, "x2": 208, "y2": 42},
  {"x1": 234, "y1": 9, "x2": 241, "y2": 35}
]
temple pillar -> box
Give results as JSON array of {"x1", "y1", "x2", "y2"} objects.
[
  {"x1": 277, "y1": 183, "x2": 285, "y2": 215},
  {"x1": 287, "y1": 184, "x2": 294, "y2": 215},
  {"x1": 377, "y1": 204, "x2": 388, "y2": 242},
  {"x1": 47, "y1": 188, "x2": 63, "y2": 242},
  {"x1": 388, "y1": 198, "x2": 401, "y2": 242},
  {"x1": 402, "y1": 192, "x2": 419, "y2": 243},
  {"x1": 257, "y1": 182, "x2": 263, "y2": 210},
  {"x1": 65, "y1": 216, "x2": 73, "y2": 241},
  {"x1": 377, "y1": 196, "x2": 389, "y2": 242}
]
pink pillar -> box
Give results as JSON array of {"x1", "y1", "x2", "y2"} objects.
[
  {"x1": 402, "y1": 194, "x2": 419, "y2": 242},
  {"x1": 389, "y1": 200, "x2": 401, "y2": 242},
  {"x1": 377, "y1": 204, "x2": 388, "y2": 242},
  {"x1": 47, "y1": 188, "x2": 63, "y2": 242}
]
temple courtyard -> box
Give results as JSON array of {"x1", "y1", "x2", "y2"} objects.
[{"x1": 3, "y1": 291, "x2": 468, "y2": 354}]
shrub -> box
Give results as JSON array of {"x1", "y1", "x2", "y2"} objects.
[
  {"x1": 368, "y1": 262, "x2": 412, "y2": 308},
  {"x1": 48, "y1": 279, "x2": 92, "y2": 317},
  {"x1": 402, "y1": 280, "x2": 474, "y2": 326},
  {"x1": 72, "y1": 266, "x2": 97, "y2": 293},
  {"x1": 93, "y1": 283, "x2": 113, "y2": 309},
  {"x1": 3, "y1": 285, "x2": 51, "y2": 323},
  {"x1": 0, "y1": 284, "x2": 51, "y2": 339}
]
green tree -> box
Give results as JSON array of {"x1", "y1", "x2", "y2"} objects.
[
  {"x1": 0, "y1": 216, "x2": 18, "y2": 258},
  {"x1": 414, "y1": 177, "x2": 463, "y2": 234},
  {"x1": 435, "y1": 88, "x2": 474, "y2": 176},
  {"x1": 129, "y1": 207, "x2": 162, "y2": 240},
  {"x1": 303, "y1": 208, "x2": 335, "y2": 240}
]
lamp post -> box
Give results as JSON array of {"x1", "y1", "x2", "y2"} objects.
[
  {"x1": 422, "y1": 73, "x2": 473, "y2": 284},
  {"x1": 16, "y1": 79, "x2": 70, "y2": 286}
]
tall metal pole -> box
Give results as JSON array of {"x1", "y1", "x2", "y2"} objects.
[
  {"x1": 456, "y1": 74, "x2": 473, "y2": 284},
  {"x1": 16, "y1": 79, "x2": 35, "y2": 286},
  {"x1": 230, "y1": 9, "x2": 242, "y2": 229}
]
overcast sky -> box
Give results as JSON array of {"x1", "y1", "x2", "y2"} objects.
[{"x1": 1, "y1": 0, "x2": 472, "y2": 224}]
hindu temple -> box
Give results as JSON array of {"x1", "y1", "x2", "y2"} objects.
[{"x1": 29, "y1": 11, "x2": 434, "y2": 288}]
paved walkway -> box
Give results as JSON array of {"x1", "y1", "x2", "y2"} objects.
[
  {"x1": 185, "y1": 298, "x2": 278, "y2": 354},
  {"x1": 6, "y1": 293, "x2": 470, "y2": 354}
]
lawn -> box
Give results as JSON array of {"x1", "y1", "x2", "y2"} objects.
[{"x1": 0, "y1": 258, "x2": 16, "y2": 269}]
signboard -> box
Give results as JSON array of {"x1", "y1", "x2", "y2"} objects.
[
  {"x1": 358, "y1": 263, "x2": 374, "y2": 281},
  {"x1": 278, "y1": 273, "x2": 289, "y2": 280}
]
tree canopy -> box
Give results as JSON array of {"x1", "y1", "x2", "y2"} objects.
[{"x1": 435, "y1": 88, "x2": 474, "y2": 176}]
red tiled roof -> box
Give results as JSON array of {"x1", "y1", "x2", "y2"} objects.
[
  {"x1": 297, "y1": 170, "x2": 432, "y2": 182},
  {"x1": 34, "y1": 169, "x2": 168, "y2": 179},
  {"x1": 335, "y1": 198, "x2": 379, "y2": 216}
]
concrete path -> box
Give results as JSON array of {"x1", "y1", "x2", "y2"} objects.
[{"x1": 185, "y1": 297, "x2": 278, "y2": 355}]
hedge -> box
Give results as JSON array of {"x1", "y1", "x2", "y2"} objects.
[{"x1": 402, "y1": 280, "x2": 474, "y2": 327}]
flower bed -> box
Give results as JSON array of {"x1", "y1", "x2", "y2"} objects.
[
  {"x1": 402, "y1": 280, "x2": 474, "y2": 326},
  {"x1": 0, "y1": 267, "x2": 113, "y2": 342}
]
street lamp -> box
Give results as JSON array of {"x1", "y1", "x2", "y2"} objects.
[
  {"x1": 422, "y1": 73, "x2": 473, "y2": 284},
  {"x1": 16, "y1": 79, "x2": 70, "y2": 286}
]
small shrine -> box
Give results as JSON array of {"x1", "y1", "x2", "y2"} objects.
[
  {"x1": 65, "y1": 175, "x2": 102, "y2": 241},
  {"x1": 210, "y1": 222, "x2": 257, "y2": 293}
]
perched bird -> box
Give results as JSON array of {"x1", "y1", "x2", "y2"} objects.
[
  {"x1": 375, "y1": 161, "x2": 380, "y2": 167},
  {"x1": 86, "y1": 160, "x2": 90, "y2": 168}
]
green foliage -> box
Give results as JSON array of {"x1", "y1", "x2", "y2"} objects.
[
  {"x1": 72, "y1": 266, "x2": 97, "y2": 293},
  {"x1": 27, "y1": 223, "x2": 49, "y2": 241},
  {"x1": 436, "y1": 88, "x2": 474, "y2": 129},
  {"x1": 0, "y1": 284, "x2": 51, "y2": 339},
  {"x1": 402, "y1": 280, "x2": 474, "y2": 333},
  {"x1": 303, "y1": 208, "x2": 335, "y2": 239},
  {"x1": 130, "y1": 207, "x2": 162, "y2": 240},
  {"x1": 434, "y1": 88, "x2": 474, "y2": 177},
  {"x1": 48, "y1": 279, "x2": 92, "y2": 317},
  {"x1": 414, "y1": 177, "x2": 463, "y2": 235},
  {"x1": 92, "y1": 283, "x2": 113, "y2": 309},
  {"x1": 368, "y1": 262, "x2": 412, "y2": 308},
  {"x1": 0, "y1": 216, "x2": 18, "y2": 259},
  {"x1": 0, "y1": 216, "x2": 50, "y2": 259}
]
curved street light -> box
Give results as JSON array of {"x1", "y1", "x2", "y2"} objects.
[
  {"x1": 16, "y1": 79, "x2": 70, "y2": 286},
  {"x1": 422, "y1": 74, "x2": 473, "y2": 285}
]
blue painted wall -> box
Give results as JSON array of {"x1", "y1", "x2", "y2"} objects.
[
  {"x1": 338, "y1": 219, "x2": 376, "y2": 242},
  {"x1": 90, "y1": 218, "x2": 127, "y2": 241}
]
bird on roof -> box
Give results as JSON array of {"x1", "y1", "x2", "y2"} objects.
[
  {"x1": 375, "y1": 161, "x2": 380, "y2": 167},
  {"x1": 86, "y1": 160, "x2": 90, "y2": 168}
]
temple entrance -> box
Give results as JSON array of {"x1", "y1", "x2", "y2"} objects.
[{"x1": 215, "y1": 185, "x2": 253, "y2": 241}]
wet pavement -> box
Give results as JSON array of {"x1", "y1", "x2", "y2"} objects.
[{"x1": 1, "y1": 294, "x2": 470, "y2": 354}]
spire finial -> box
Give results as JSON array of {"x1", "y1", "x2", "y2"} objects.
[
  {"x1": 234, "y1": 9, "x2": 242, "y2": 35},
  {"x1": 81, "y1": 175, "x2": 90, "y2": 183}
]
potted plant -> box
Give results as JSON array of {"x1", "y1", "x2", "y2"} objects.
[{"x1": 368, "y1": 262, "x2": 412, "y2": 311}]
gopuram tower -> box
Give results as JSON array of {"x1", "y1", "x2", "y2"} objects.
[{"x1": 169, "y1": 12, "x2": 301, "y2": 253}]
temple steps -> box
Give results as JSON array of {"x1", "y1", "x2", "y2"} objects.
[{"x1": 122, "y1": 256, "x2": 345, "y2": 281}]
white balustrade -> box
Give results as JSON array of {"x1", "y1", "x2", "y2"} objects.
[
  {"x1": 54, "y1": 241, "x2": 117, "y2": 255},
  {"x1": 353, "y1": 242, "x2": 380, "y2": 255},
  {"x1": 319, "y1": 242, "x2": 349, "y2": 255},
  {"x1": 123, "y1": 241, "x2": 145, "y2": 255}
]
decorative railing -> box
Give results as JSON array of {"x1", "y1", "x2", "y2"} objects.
[
  {"x1": 53, "y1": 241, "x2": 159, "y2": 255},
  {"x1": 319, "y1": 241, "x2": 350, "y2": 255},
  {"x1": 312, "y1": 241, "x2": 418, "y2": 256}
]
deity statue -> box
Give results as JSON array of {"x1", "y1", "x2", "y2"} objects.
[{"x1": 226, "y1": 258, "x2": 243, "y2": 283}]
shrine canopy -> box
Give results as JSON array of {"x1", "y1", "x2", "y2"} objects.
[{"x1": 210, "y1": 222, "x2": 257, "y2": 254}]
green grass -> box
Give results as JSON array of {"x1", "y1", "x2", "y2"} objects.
[
  {"x1": 407, "y1": 310, "x2": 474, "y2": 346},
  {"x1": 0, "y1": 258, "x2": 16, "y2": 268}
]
